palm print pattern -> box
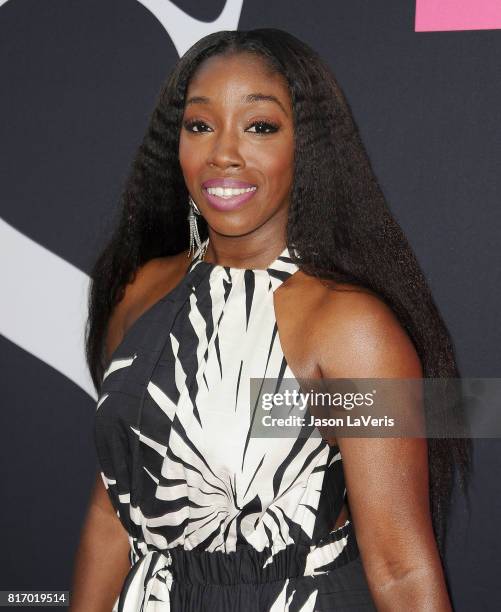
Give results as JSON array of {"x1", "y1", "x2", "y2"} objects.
[{"x1": 94, "y1": 241, "x2": 367, "y2": 611}]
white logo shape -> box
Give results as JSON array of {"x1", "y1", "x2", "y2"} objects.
[
  {"x1": 1, "y1": 218, "x2": 95, "y2": 397},
  {"x1": 137, "y1": 0, "x2": 244, "y2": 56}
]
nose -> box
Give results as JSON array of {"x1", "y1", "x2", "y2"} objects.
[{"x1": 206, "y1": 129, "x2": 244, "y2": 170}]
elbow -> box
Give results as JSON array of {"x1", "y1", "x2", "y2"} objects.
[{"x1": 363, "y1": 555, "x2": 452, "y2": 611}]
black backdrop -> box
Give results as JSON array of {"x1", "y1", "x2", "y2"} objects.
[{"x1": 1, "y1": 1, "x2": 500, "y2": 610}]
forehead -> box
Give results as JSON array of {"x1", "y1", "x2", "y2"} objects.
[{"x1": 186, "y1": 53, "x2": 290, "y2": 105}]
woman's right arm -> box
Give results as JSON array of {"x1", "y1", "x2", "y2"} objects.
[
  {"x1": 69, "y1": 269, "x2": 137, "y2": 612},
  {"x1": 69, "y1": 473, "x2": 132, "y2": 611},
  {"x1": 70, "y1": 258, "x2": 161, "y2": 611},
  {"x1": 70, "y1": 256, "x2": 186, "y2": 610}
]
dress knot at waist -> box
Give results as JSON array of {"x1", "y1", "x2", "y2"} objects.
[{"x1": 114, "y1": 548, "x2": 174, "y2": 611}]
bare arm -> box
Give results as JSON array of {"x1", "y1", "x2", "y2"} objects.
[
  {"x1": 69, "y1": 474, "x2": 131, "y2": 611},
  {"x1": 70, "y1": 273, "x2": 135, "y2": 611},
  {"x1": 70, "y1": 256, "x2": 186, "y2": 610},
  {"x1": 70, "y1": 259, "x2": 162, "y2": 609},
  {"x1": 315, "y1": 289, "x2": 452, "y2": 611}
]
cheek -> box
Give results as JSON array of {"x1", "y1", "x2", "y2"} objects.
[
  {"x1": 258, "y1": 142, "x2": 294, "y2": 190},
  {"x1": 178, "y1": 136, "x2": 203, "y2": 180}
]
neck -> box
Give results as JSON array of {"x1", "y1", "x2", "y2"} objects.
[{"x1": 203, "y1": 233, "x2": 287, "y2": 270}]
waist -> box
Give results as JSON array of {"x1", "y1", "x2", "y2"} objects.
[{"x1": 133, "y1": 518, "x2": 359, "y2": 586}]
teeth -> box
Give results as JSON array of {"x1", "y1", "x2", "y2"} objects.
[{"x1": 206, "y1": 186, "x2": 256, "y2": 197}]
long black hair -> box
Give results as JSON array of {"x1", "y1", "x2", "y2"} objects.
[{"x1": 85, "y1": 28, "x2": 472, "y2": 566}]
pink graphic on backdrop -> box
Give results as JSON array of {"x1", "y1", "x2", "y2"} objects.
[{"x1": 415, "y1": 0, "x2": 501, "y2": 32}]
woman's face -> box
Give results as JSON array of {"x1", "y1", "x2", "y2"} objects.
[{"x1": 179, "y1": 52, "x2": 294, "y2": 240}]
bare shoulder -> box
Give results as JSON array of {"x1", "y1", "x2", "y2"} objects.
[
  {"x1": 280, "y1": 270, "x2": 383, "y2": 327},
  {"x1": 281, "y1": 271, "x2": 422, "y2": 379},
  {"x1": 104, "y1": 249, "x2": 191, "y2": 361}
]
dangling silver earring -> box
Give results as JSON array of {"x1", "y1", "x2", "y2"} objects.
[{"x1": 187, "y1": 196, "x2": 206, "y2": 259}]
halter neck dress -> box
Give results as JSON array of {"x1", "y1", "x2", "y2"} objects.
[{"x1": 94, "y1": 239, "x2": 376, "y2": 611}]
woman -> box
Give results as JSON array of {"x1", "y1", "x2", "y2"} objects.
[{"x1": 71, "y1": 29, "x2": 471, "y2": 611}]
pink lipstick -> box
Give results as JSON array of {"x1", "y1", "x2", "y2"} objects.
[{"x1": 201, "y1": 178, "x2": 258, "y2": 212}]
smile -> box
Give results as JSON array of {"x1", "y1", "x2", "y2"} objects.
[
  {"x1": 202, "y1": 185, "x2": 258, "y2": 212},
  {"x1": 206, "y1": 186, "x2": 256, "y2": 198}
]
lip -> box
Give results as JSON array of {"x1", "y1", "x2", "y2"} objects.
[{"x1": 202, "y1": 184, "x2": 258, "y2": 212}]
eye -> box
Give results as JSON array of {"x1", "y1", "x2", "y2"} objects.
[
  {"x1": 183, "y1": 120, "x2": 212, "y2": 133},
  {"x1": 182, "y1": 119, "x2": 280, "y2": 135},
  {"x1": 246, "y1": 121, "x2": 279, "y2": 135}
]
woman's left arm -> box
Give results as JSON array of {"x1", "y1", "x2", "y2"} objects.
[{"x1": 316, "y1": 289, "x2": 452, "y2": 611}]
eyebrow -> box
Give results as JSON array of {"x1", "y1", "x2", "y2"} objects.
[{"x1": 185, "y1": 92, "x2": 289, "y2": 116}]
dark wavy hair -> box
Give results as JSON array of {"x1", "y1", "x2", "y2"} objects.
[{"x1": 85, "y1": 28, "x2": 472, "y2": 567}]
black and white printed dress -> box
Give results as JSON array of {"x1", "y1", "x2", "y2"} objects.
[{"x1": 94, "y1": 239, "x2": 376, "y2": 611}]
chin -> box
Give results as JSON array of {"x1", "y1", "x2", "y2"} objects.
[{"x1": 203, "y1": 212, "x2": 263, "y2": 238}]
